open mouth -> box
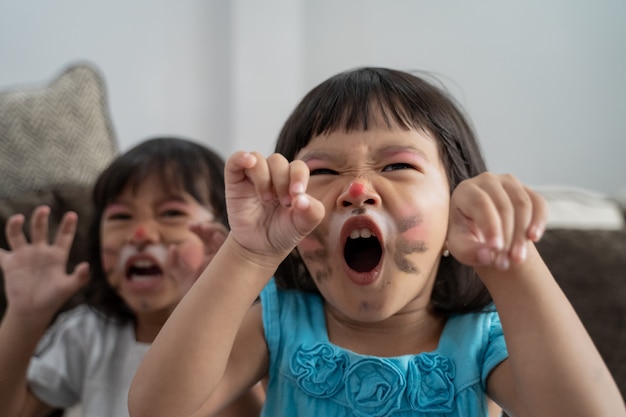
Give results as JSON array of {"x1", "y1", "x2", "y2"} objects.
[
  {"x1": 344, "y1": 228, "x2": 383, "y2": 273},
  {"x1": 125, "y1": 258, "x2": 163, "y2": 281}
]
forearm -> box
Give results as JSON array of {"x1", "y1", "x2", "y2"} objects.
[
  {"x1": 479, "y1": 244, "x2": 625, "y2": 416},
  {"x1": 129, "y1": 235, "x2": 277, "y2": 417},
  {"x1": 0, "y1": 311, "x2": 49, "y2": 417}
]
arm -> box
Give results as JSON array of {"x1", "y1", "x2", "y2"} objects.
[
  {"x1": 447, "y1": 173, "x2": 625, "y2": 417},
  {"x1": 129, "y1": 152, "x2": 325, "y2": 417},
  {"x1": 484, "y1": 244, "x2": 624, "y2": 417},
  {"x1": 0, "y1": 206, "x2": 89, "y2": 417}
]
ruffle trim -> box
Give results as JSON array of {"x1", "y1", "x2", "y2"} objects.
[{"x1": 290, "y1": 342, "x2": 456, "y2": 417}]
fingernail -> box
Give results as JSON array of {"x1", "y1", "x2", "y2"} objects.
[
  {"x1": 496, "y1": 254, "x2": 510, "y2": 270},
  {"x1": 490, "y1": 236, "x2": 504, "y2": 250},
  {"x1": 513, "y1": 243, "x2": 527, "y2": 262},
  {"x1": 294, "y1": 194, "x2": 310, "y2": 210},
  {"x1": 531, "y1": 225, "x2": 544, "y2": 241}
]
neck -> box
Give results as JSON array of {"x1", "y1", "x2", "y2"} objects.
[
  {"x1": 325, "y1": 304, "x2": 445, "y2": 357},
  {"x1": 134, "y1": 309, "x2": 171, "y2": 343}
]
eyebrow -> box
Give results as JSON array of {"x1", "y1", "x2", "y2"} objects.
[
  {"x1": 110, "y1": 193, "x2": 190, "y2": 209},
  {"x1": 300, "y1": 145, "x2": 430, "y2": 162},
  {"x1": 298, "y1": 150, "x2": 347, "y2": 165},
  {"x1": 379, "y1": 144, "x2": 431, "y2": 162}
]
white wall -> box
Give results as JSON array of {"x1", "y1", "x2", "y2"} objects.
[
  {"x1": 300, "y1": 0, "x2": 626, "y2": 195},
  {"x1": 1, "y1": 0, "x2": 625, "y2": 195},
  {"x1": 0, "y1": 0, "x2": 234, "y2": 154}
]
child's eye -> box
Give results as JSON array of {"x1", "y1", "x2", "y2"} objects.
[
  {"x1": 105, "y1": 212, "x2": 131, "y2": 221},
  {"x1": 160, "y1": 209, "x2": 187, "y2": 218},
  {"x1": 382, "y1": 163, "x2": 414, "y2": 172},
  {"x1": 310, "y1": 168, "x2": 339, "y2": 176}
]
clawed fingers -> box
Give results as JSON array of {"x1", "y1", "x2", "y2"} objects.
[
  {"x1": 30, "y1": 205, "x2": 51, "y2": 243},
  {"x1": 1, "y1": 206, "x2": 86, "y2": 315},
  {"x1": 53, "y1": 211, "x2": 79, "y2": 250},
  {"x1": 226, "y1": 151, "x2": 311, "y2": 205},
  {"x1": 4, "y1": 204, "x2": 54, "y2": 249},
  {"x1": 449, "y1": 173, "x2": 547, "y2": 269},
  {"x1": 263, "y1": 153, "x2": 289, "y2": 205},
  {"x1": 3, "y1": 205, "x2": 79, "y2": 256},
  {"x1": 4, "y1": 212, "x2": 28, "y2": 249},
  {"x1": 223, "y1": 151, "x2": 324, "y2": 257}
]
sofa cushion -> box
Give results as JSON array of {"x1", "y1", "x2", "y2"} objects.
[
  {"x1": 0, "y1": 63, "x2": 118, "y2": 198},
  {"x1": 535, "y1": 185, "x2": 624, "y2": 230},
  {"x1": 536, "y1": 227, "x2": 626, "y2": 400}
]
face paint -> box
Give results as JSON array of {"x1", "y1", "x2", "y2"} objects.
[
  {"x1": 299, "y1": 228, "x2": 332, "y2": 282},
  {"x1": 348, "y1": 182, "x2": 366, "y2": 198},
  {"x1": 117, "y1": 244, "x2": 169, "y2": 273},
  {"x1": 138, "y1": 300, "x2": 152, "y2": 311},
  {"x1": 394, "y1": 209, "x2": 428, "y2": 242},
  {"x1": 392, "y1": 214, "x2": 428, "y2": 274},
  {"x1": 396, "y1": 215, "x2": 423, "y2": 234},
  {"x1": 328, "y1": 210, "x2": 395, "y2": 244},
  {"x1": 133, "y1": 226, "x2": 147, "y2": 240},
  {"x1": 392, "y1": 238, "x2": 427, "y2": 273}
]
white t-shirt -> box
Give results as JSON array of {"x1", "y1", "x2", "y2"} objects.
[{"x1": 27, "y1": 305, "x2": 150, "y2": 417}]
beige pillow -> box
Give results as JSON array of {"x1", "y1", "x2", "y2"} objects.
[
  {"x1": 534, "y1": 185, "x2": 624, "y2": 230},
  {"x1": 0, "y1": 63, "x2": 119, "y2": 198}
]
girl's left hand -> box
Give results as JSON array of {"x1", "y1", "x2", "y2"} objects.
[{"x1": 445, "y1": 172, "x2": 547, "y2": 270}]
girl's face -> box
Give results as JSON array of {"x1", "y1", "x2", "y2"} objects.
[
  {"x1": 100, "y1": 172, "x2": 215, "y2": 320},
  {"x1": 295, "y1": 121, "x2": 450, "y2": 324}
]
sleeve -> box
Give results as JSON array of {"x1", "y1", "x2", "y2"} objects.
[
  {"x1": 27, "y1": 308, "x2": 88, "y2": 408},
  {"x1": 260, "y1": 278, "x2": 281, "y2": 370},
  {"x1": 480, "y1": 310, "x2": 509, "y2": 389}
]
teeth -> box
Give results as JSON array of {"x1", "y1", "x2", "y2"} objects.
[
  {"x1": 129, "y1": 274, "x2": 160, "y2": 281},
  {"x1": 132, "y1": 260, "x2": 155, "y2": 268},
  {"x1": 349, "y1": 228, "x2": 373, "y2": 239}
]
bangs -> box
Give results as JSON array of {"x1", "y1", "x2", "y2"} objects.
[
  {"x1": 308, "y1": 70, "x2": 432, "y2": 137},
  {"x1": 95, "y1": 152, "x2": 213, "y2": 210},
  {"x1": 124, "y1": 160, "x2": 188, "y2": 198},
  {"x1": 276, "y1": 68, "x2": 447, "y2": 161}
]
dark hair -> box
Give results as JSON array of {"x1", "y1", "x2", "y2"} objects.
[
  {"x1": 274, "y1": 67, "x2": 492, "y2": 316},
  {"x1": 84, "y1": 137, "x2": 227, "y2": 323}
]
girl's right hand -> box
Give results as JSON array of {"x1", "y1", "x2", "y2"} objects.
[
  {"x1": 223, "y1": 152, "x2": 325, "y2": 267},
  {"x1": 0, "y1": 205, "x2": 89, "y2": 322}
]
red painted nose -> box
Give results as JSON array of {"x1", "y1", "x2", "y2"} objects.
[
  {"x1": 348, "y1": 182, "x2": 366, "y2": 198},
  {"x1": 133, "y1": 226, "x2": 146, "y2": 240}
]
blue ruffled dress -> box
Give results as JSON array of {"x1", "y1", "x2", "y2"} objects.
[{"x1": 260, "y1": 279, "x2": 507, "y2": 417}]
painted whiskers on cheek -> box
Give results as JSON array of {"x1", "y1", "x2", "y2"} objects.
[
  {"x1": 393, "y1": 215, "x2": 427, "y2": 274},
  {"x1": 298, "y1": 228, "x2": 333, "y2": 283},
  {"x1": 116, "y1": 244, "x2": 169, "y2": 272},
  {"x1": 101, "y1": 243, "x2": 170, "y2": 284}
]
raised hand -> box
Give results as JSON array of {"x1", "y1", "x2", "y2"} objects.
[
  {"x1": 446, "y1": 173, "x2": 547, "y2": 270},
  {"x1": 224, "y1": 152, "x2": 325, "y2": 264},
  {"x1": 0, "y1": 205, "x2": 89, "y2": 323}
]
